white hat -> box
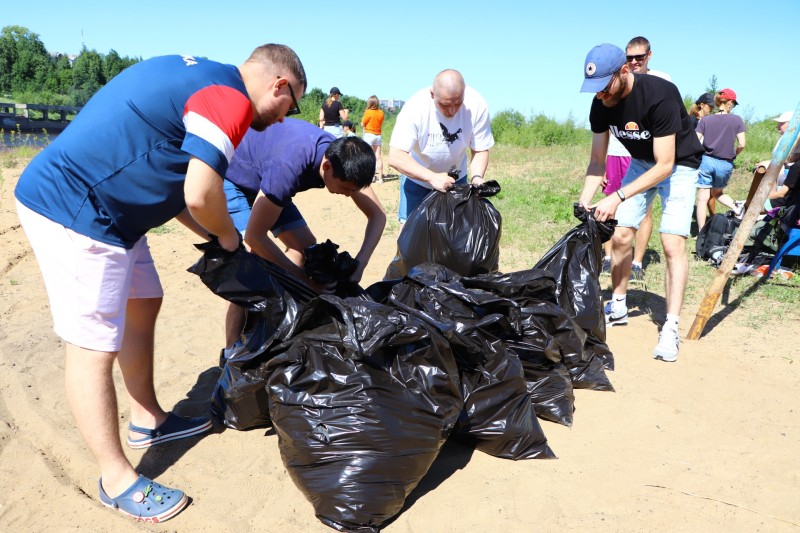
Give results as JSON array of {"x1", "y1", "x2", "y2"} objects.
[{"x1": 773, "y1": 111, "x2": 793, "y2": 123}]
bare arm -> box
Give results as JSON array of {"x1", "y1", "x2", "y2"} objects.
[
  {"x1": 579, "y1": 131, "x2": 610, "y2": 208},
  {"x1": 244, "y1": 192, "x2": 307, "y2": 278},
  {"x1": 735, "y1": 132, "x2": 746, "y2": 156},
  {"x1": 590, "y1": 134, "x2": 676, "y2": 222},
  {"x1": 348, "y1": 186, "x2": 387, "y2": 283},
  {"x1": 174, "y1": 208, "x2": 211, "y2": 241},
  {"x1": 184, "y1": 157, "x2": 239, "y2": 251},
  {"x1": 388, "y1": 147, "x2": 456, "y2": 192},
  {"x1": 769, "y1": 184, "x2": 790, "y2": 200},
  {"x1": 318, "y1": 107, "x2": 325, "y2": 128},
  {"x1": 468, "y1": 149, "x2": 490, "y2": 185}
]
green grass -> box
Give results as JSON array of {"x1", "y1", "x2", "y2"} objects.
[
  {"x1": 5, "y1": 137, "x2": 796, "y2": 327},
  {"x1": 486, "y1": 143, "x2": 798, "y2": 325}
]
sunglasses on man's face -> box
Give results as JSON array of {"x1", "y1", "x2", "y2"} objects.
[
  {"x1": 278, "y1": 76, "x2": 301, "y2": 116},
  {"x1": 626, "y1": 53, "x2": 648, "y2": 63}
]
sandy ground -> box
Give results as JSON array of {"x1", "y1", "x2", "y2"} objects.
[{"x1": 1, "y1": 164, "x2": 799, "y2": 533}]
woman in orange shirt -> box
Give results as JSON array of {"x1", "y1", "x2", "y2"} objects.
[{"x1": 361, "y1": 95, "x2": 385, "y2": 183}]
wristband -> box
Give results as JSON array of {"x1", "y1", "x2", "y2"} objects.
[
  {"x1": 471, "y1": 174, "x2": 482, "y2": 181},
  {"x1": 616, "y1": 189, "x2": 626, "y2": 202}
]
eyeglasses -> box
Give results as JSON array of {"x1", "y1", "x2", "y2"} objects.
[
  {"x1": 598, "y1": 71, "x2": 620, "y2": 95},
  {"x1": 278, "y1": 76, "x2": 301, "y2": 116},
  {"x1": 626, "y1": 53, "x2": 648, "y2": 63}
]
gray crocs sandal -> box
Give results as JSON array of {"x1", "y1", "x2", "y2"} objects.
[{"x1": 127, "y1": 412, "x2": 212, "y2": 449}]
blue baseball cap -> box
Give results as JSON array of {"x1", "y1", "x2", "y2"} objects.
[{"x1": 581, "y1": 44, "x2": 626, "y2": 93}]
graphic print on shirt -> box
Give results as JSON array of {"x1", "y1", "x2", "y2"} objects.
[
  {"x1": 440, "y1": 122, "x2": 463, "y2": 145},
  {"x1": 609, "y1": 121, "x2": 651, "y2": 142}
]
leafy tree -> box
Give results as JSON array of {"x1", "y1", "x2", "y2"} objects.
[
  {"x1": 0, "y1": 26, "x2": 53, "y2": 95},
  {"x1": 295, "y1": 87, "x2": 326, "y2": 124},
  {"x1": 70, "y1": 47, "x2": 105, "y2": 105},
  {"x1": 706, "y1": 75, "x2": 718, "y2": 95},
  {"x1": 103, "y1": 49, "x2": 137, "y2": 82}
]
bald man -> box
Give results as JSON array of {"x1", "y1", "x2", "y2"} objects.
[{"x1": 389, "y1": 69, "x2": 495, "y2": 222}]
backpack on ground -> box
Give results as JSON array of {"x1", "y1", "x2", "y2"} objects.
[{"x1": 695, "y1": 212, "x2": 740, "y2": 261}]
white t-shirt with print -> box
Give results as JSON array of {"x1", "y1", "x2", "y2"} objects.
[{"x1": 390, "y1": 86, "x2": 494, "y2": 189}]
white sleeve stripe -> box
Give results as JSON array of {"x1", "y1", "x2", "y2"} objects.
[{"x1": 183, "y1": 111, "x2": 236, "y2": 163}]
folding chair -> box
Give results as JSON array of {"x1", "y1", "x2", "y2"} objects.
[{"x1": 765, "y1": 227, "x2": 800, "y2": 278}]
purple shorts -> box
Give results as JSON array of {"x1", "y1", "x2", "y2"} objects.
[{"x1": 603, "y1": 155, "x2": 631, "y2": 195}]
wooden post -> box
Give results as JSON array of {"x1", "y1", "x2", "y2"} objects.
[{"x1": 687, "y1": 102, "x2": 800, "y2": 340}]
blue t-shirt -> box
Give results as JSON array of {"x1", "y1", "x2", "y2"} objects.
[
  {"x1": 15, "y1": 54, "x2": 252, "y2": 248},
  {"x1": 225, "y1": 118, "x2": 334, "y2": 206}
]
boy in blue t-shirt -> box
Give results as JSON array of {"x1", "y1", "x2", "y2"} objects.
[{"x1": 221, "y1": 118, "x2": 385, "y2": 358}]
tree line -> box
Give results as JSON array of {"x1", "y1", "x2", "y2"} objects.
[{"x1": 1, "y1": 25, "x2": 140, "y2": 106}]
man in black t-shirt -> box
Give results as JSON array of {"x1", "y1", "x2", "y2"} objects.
[{"x1": 578, "y1": 43, "x2": 704, "y2": 363}]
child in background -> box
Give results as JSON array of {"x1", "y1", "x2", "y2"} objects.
[{"x1": 342, "y1": 120, "x2": 357, "y2": 137}]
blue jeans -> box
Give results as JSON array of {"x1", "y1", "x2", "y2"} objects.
[
  {"x1": 223, "y1": 179, "x2": 306, "y2": 237},
  {"x1": 615, "y1": 159, "x2": 698, "y2": 237},
  {"x1": 696, "y1": 155, "x2": 734, "y2": 189}
]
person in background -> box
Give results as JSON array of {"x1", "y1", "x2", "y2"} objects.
[
  {"x1": 221, "y1": 119, "x2": 384, "y2": 362},
  {"x1": 342, "y1": 120, "x2": 357, "y2": 137},
  {"x1": 758, "y1": 111, "x2": 800, "y2": 199},
  {"x1": 578, "y1": 43, "x2": 703, "y2": 363},
  {"x1": 600, "y1": 36, "x2": 671, "y2": 282},
  {"x1": 689, "y1": 92, "x2": 717, "y2": 217},
  {"x1": 389, "y1": 69, "x2": 494, "y2": 223},
  {"x1": 361, "y1": 95, "x2": 386, "y2": 183},
  {"x1": 319, "y1": 86, "x2": 348, "y2": 138},
  {"x1": 14, "y1": 44, "x2": 306, "y2": 522},
  {"x1": 622, "y1": 36, "x2": 673, "y2": 284},
  {"x1": 695, "y1": 88, "x2": 747, "y2": 230},
  {"x1": 689, "y1": 92, "x2": 715, "y2": 129}
]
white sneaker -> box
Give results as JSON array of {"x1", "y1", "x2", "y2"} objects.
[
  {"x1": 604, "y1": 301, "x2": 628, "y2": 326},
  {"x1": 652, "y1": 325, "x2": 679, "y2": 362}
]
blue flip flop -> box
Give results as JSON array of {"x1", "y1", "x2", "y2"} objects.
[
  {"x1": 99, "y1": 474, "x2": 188, "y2": 523},
  {"x1": 127, "y1": 412, "x2": 212, "y2": 449}
]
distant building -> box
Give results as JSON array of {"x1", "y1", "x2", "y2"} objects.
[{"x1": 379, "y1": 99, "x2": 405, "y2": 112}]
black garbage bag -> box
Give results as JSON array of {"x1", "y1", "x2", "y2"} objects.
[
  {"x1": 187, "y1": 236, "x2": 317, "y2": 310},
  {"x1": 267, "y1": 296, "x2": 464, "y2": 532},
  {"x1": 304, "y1": 239, "x2": 363, "y2": 297},
  {"x1": 187, "y1": 238, "x2": 316, "y2": 430},
  {"x1": 383, "y1": 265, "x2": 555, "y2": 458},
  {"x1": 535, "y1": 205, "x2": 617, "y2": 385},
  {"x1": 459, "y1": 269, "x2": 583, "y2": 427},
  {"x1": 384, "y1": 180, "x2": 502, "y2": 280}
]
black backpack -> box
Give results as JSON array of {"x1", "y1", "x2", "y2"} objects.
[{"x1": 696, "y1": 212, "x2": 741, "y2": 261}]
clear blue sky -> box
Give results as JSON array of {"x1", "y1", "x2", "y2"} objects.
[{"x1": 9, "y1": 1, "x2": 799, "y2": 125}]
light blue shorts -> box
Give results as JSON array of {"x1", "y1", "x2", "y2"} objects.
[
  {"x1": 696, "y1": 155, "x2": 734, "y2": 189},
  {"x1": 223, "y1": 179, "x2": 306, "y2": 238},
  {"x1": 615, "y1": 159, "x2": 698, "y2": 237}
]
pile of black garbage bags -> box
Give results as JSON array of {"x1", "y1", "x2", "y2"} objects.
[{"x1": 188, "y1": 187, "x2": 615, "y2": 532}]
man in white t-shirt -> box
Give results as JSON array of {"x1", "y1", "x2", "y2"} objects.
[{"x1": 389, "y1": 69, "x2": 495, "y2": 222}]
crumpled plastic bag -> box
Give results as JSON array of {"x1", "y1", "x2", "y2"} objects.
[
  {"x1": 383, "y1": 264, "x2": 559, "y2": 450},
  {"x1": 385, "y1": 180, "x2": 502, "y2": 279},
  {"x1": 535, "y1": 204, "x2": 616, "y2": 384},
  {"x1": 266, "y1": 296, "x2": 463, "y2": 532},
  {"x1": 187, "y1": 238, "x2": 316, "y2": 429},
  {"x1": 304, "y1": 239, "x2": 363, "y2": 297}
]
